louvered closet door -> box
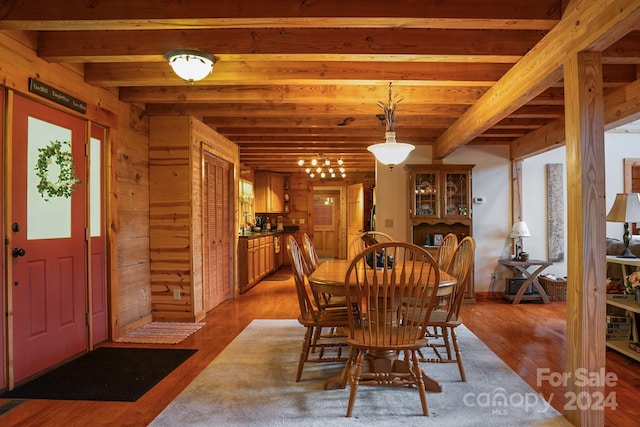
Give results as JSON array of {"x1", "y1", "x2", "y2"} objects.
[{"x1": 203, "y1": 152, "x2": 232, "y2": 311}]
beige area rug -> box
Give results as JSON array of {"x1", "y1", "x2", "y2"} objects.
[
  {"x1": 150, "y1": 319, "x2": 571, "y2": 426},
  {"x1": 115, "y1": 322, "x2": 205, "y2": 344}
]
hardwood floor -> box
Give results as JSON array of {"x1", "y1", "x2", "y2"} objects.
[{"x1": 1, "y1": 267, "x2": 639, "y2": 426}]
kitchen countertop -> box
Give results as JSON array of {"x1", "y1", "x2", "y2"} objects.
[{"x1": 238, "y1": 228, "x2": 299, "y2": 238}]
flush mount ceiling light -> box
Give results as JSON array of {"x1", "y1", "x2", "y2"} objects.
[
  {"x1": 297, "y1": 155, "x2": 346, "y2": 179},
  {"x1": 165, "y1": 49, "x2": 215, "y2": 83},
  {"x1": 367, "y1": 82, "x2": 415, "y2": 169}
]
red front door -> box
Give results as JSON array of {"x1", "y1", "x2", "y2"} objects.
[{"x1": 11, "y1": 95, "x2": 87, "y2": 382}]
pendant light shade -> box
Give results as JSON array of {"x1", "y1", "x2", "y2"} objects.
[
  {"x1": 166, "y1": 49, "x2": 215, "y2": 82},
  {"x1": 367, "y1": 131, "x2": 415, "y2": 166},
  {"x1": 367, "y1": 83, "x2": 415, "y2": 169}
]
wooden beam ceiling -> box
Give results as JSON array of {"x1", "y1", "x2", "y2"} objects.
[{"x1": 1, "y1": 0, "x2": 640, "y2": 174}]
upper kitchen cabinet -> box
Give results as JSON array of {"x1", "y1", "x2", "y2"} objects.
[{"x1": 255, "y1": 172, "x2": 287, "y2": 213}]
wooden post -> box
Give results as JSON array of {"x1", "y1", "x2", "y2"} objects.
[{"x1": 563, "y1": 51, "x2": 607, "y2": 426}]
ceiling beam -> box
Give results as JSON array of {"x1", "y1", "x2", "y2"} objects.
[
  {"x1": 433, "y1": 0, "x2": 640, "y2": 160},
  {"x1": 0, "y1": 1, "x2": 561, "y2": 31},
  {"x1": 511, "y1": 77, "x2": 640, "y2": 159}
]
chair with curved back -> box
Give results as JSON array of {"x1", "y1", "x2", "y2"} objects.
[
  {"x1": 302, "y1": 233, "x2": 321, "y2": 276},
  {"x1": 286, "y1": 235, "x2": 349, "y2": 382},
  {"x1": 348, "y1": 231, "x2": 395, "y2": 259},
  {"x1": 341, "y1": 241, "x2": 442, "y2": 417},
  {"x1": 422, "y1": 236, "x2": 476, "y2": 382},
  {"x1": 434, "y1": 233, "x2": 458, "y2": 271}
]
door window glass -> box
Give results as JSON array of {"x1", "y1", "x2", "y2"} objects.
[
  {"x1": 27, "y1": 117, "x2": 74, "y2": 240},
  {"x1": 89, "y1": 136, "x2": 101, "y2": 237}
]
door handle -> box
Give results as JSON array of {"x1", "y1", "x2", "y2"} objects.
[{"x1": 12, "y1": 248, "x2": 26, "y2": 257}]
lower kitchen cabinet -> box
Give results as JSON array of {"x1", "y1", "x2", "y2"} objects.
[{"x1": 238, "y1": 233, "x2": 277, "y2": 293}]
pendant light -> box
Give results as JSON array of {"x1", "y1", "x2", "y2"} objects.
[{"x1": 367, "y1": 82, "x2": 415, "y2": 169}]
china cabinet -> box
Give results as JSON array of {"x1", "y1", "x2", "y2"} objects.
[{"x1": 406, "y1": 164, "x2": 475, "y2": 302}]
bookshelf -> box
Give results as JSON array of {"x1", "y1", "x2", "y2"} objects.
[{"x1": 605, "y1": 255, "x2": 640, "y2": 361}]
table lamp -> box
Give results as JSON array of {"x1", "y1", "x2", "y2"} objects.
[
  {"x1": 509, "y1": 221, "x2": 531, "y2": 260},
  {"x1": 606, "y1": 193, "x2": 640, "y2": 258}
]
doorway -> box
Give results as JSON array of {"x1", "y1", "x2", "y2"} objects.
[
  {"x1": 623, "y1": 158, "x2": 640, "y2": 234},
  {"x1": 312, "y1": 186, "x2": 348, "y2": 259}
]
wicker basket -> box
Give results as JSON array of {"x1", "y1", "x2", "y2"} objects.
[{"x1": 539, "y1": 276, "x2": 567, "y2": 301}]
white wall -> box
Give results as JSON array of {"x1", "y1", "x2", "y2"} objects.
[
  {"x1": 376, "y1": 144, "x2": 511, "y2": 294},
  {"x1": 375, "y1": 130, "x2": 640, "y2": 295},
  {"x1": 519, "y1": 131, "x2": 640, "y2": 279}
]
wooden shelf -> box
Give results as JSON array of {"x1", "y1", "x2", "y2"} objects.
[
  {"x1": 605, "y1": 257, "x2": 640, "y2": 362},
  {"x1": 606, "y1": 340, "x2": 640, "y2": 361}
]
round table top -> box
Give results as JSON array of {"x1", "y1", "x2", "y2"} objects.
[{"x1": 308, "y1": 258, "x2": 456, "y2": 296}]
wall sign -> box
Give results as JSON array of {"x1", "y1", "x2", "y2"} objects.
[{"x1": 28, "y1": 78, "x2": 87, "y2": 114}]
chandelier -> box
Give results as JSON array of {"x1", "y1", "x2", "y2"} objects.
[
  {"x1": 165, "y1": 49, "x2": 216, "y2": 83},
  {"x1": 367, "y1": 82, "x2": 415, "y2": 169},
  {"x1": 297, "y1": 155, "x2": 346, "y2": 179}
]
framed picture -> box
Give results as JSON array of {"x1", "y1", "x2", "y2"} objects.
[{"x1": 433, "y1": 233, "x2": 443, "y2": 246}]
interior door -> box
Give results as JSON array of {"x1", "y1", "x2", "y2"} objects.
[
  {"x1": 203, "y1": 152, "x2": 232, "y2": 312},
  {"x1": 313, "y1": 190, "x2": 340, "y2": 258},
  {"x1": 11, "y1": 95, "x2": 87, "y2": 382},
  {"x1": 347, "y1": 183, "x2": 364, "y2": 255}
]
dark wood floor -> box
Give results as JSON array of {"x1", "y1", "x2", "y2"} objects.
[{"x1": 1, "y1": 266, "x2": 639, "y2": 426}]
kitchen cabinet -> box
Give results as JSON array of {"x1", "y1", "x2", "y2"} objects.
[
  {"x1": 238, "y1": 233, "x2": 277, "y2": 293},
  {"x1": 255, "y1": 172, "x2": 286, "y2": 213},
  {"x1": 406, "y1": 164, "x2": 475, "y2": 302}
]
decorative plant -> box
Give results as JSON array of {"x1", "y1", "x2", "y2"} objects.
[{"x1": 35, "y1": 139, "x2": 82, "y2": 201}]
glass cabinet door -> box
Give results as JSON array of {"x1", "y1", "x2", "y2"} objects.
[
  {"x1": 443, "y1": 171, "x2": 470, "y2": 218},
  {"x1": 412, "y1": 171, "x2": 439, "y2": 218}
]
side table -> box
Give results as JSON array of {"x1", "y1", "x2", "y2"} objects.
[{"x1": 499, "y1": 259, "x2": 552, "y2": 304}]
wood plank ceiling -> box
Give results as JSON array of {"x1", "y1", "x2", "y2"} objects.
[{"x1": 1, "y1": 0, "x2": 640, "y2": 174}]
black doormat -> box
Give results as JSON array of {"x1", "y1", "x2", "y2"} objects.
[{"x1": 1, "y1": 347, "x2": 197, "y2": 402}]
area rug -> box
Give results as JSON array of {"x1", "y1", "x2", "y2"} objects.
[
  {"x1": 149, "y1": 320, "x2": 571, "y2": 426},
  {"x1": 1, "y1": 347, "x2": 196, "y2": 402},
  {"x1": 115, "y1": 322, "x2": 205, "y2": 344}
]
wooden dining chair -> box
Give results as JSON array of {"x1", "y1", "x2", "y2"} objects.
[
  {"x1": 286, "y1": 235, "x2": 350, "y2": 382},
  {"x1": 423, "y1": 236, "x2": 476, "y2": 382},
  {"x1": 434, "y1": 233, "x2": 458, "y2": 271},
  {"x1": 341, "y1": 241, "x2": 441, "y2": 417},
  {"x1": 348, "y1": 231, "x2": 394, "y2": 259},
  {"x1": 302, "y1": 233, "x2": 321, "y2": 276}
]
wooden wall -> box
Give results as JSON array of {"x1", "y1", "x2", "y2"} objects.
[
  {"x1": 149, "y1": 116, "x2": 239, "y2": 322},
  {"x1": 114, "y1": 104, "x2": 152, "y2": 333}
]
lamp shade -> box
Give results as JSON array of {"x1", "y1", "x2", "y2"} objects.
[
  {"x1": 606, "y1": 193, "x2": 640, "y2": 222},
  {"x1": 367, "y1": 131, "x2": 415, "y2": 167},
  {"x1": 166, "y1": 49, "x2": 215, "y2": 82},
  {"x1": 509, "y1": 221, "x2": 531, "y2": 238}
]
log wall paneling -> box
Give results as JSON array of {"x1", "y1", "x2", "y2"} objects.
[
  {"x1": 113, "y1": 102, "x2": 152, "y2": 337},
  {"x1": 149, "y1": 116, "x2": 239, "y2": 322}
]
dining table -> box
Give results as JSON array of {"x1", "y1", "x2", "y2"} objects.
[{"x1": 308, "y1": 258, "x2": 457, "y2": 392}]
